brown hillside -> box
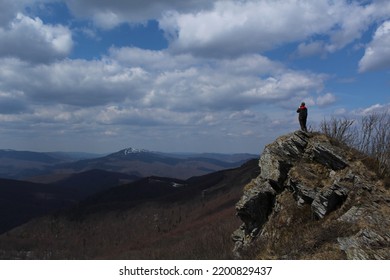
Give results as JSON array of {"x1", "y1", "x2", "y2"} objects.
[{"x1": 0, "y1": 160, "x2": 259, "y2": 259}]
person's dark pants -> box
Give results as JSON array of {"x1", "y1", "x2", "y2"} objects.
[{"x1": 299, "y1": 117, "x2": 307, "y2": 132}]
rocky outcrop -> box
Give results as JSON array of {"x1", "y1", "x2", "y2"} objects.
[{"x1": 233, "y1": 131, "x2": 390, "y2": 259}]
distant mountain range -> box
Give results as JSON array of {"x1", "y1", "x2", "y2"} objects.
[
  {"x1": 0, "y1": 159, "x2": 260, "y2": 259},
  {"x1": 0, "y1": 147, "x2": 257, "y2": 236},
  {"x1": 0, "y1": 149, "x2": 102, "y2": 179},
  {"x1": 2, "y1": 132, "x2": 389, "y2": 260},
  {"x1": 0, "y1": 148, "x2": 257, "y2": 181}
]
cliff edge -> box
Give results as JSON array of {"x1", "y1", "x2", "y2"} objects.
[{"x1": 233, "y1": 131, "x2": 390, "y2": 259}]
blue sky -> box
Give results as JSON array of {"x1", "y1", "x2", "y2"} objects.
[{"x1": 0, "y1": 0, "x2": 389, "y2": 154}]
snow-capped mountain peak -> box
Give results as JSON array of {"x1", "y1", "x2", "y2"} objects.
[{"x1": 123, "y1": 148, "x2": 150, "y2": 155}]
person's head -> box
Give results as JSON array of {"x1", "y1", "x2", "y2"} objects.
[{"x1": 301, "y1": 102, "x2": 305, "y2": 106}]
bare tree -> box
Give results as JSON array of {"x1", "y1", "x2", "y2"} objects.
[
  {"x1": 370, "y1": 112, "x2": 390, "y2": 176},
  {"x1": 319, "y1": 117, "x2": 355, "y2": 145},
  {"x1": 358, "y1": 114, "x2": 377, "y2": 154},
  {"x1": 319, "y1": 112, "x2": 390, "y2": 177}
]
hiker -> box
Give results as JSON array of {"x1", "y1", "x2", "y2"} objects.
[{"x1": 297, "y1": 102, "x2": 308, "y2": 132}]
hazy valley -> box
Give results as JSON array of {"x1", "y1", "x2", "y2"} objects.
[
  {"x1": 0, "y1": 154, "x2": 259, "y2": 259},
  {"x1": 1, "y1": 129, "x2": 389, "y2": 260},
  {"x1": 0, "y1": 148, "x2": 256, "y2": 237}
]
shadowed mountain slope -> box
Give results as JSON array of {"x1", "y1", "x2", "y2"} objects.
[
  {"x1": 0, "y1": 178, "x2": 75, "y2": 234},
  {"x1": 53, "y1": 169, "x2": 140, "y2": 199},
  {"x1": 0, "y1": 159, "x2": 259, "y2": 259},
  {"x1": 0, "y1": 169, "x2": 140, "y2": 234},
  {"x1": 0, "y1": 150, "x2": 72, "y2": 179}
]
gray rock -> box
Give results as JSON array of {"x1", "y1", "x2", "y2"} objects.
[
  {"x1": 338, "y1": 229, "x2": 390, "y2": 259},
  {"x1": 232, "y1": 131, "x2": 390, "y2": 259},
  {"x1": 310, "y1": 144, "x2": 348, "y2": 170},
  {"x1": 288, "y1": 178, "x2": 317, "y2": 205},
  {"x1": 338, "y1": 206, "x2": 366, "y2": 223},
  {"x1": 259, "y1": 131, "x2": 309, "y2": 191},
  {"x1": 235, "y1": 179, "x2": 276, "y2": 244},
  {"x1": 311, "y1": 184, "x2": 349, "y2": 219}
]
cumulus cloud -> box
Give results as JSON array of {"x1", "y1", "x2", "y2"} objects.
[
  {"x1": 107, "y1": 47, "x2": 327, "y2": 111},
  {"x1": 0, "y1": 47, "x2": 327, "y2": 128},
  {"x1": 1, "y1": 0, "x2": 388, "y2": 153},
  {"x1": 0, "y1": 13, "x2": 73, "y2": 63},
  {"x1": 96, "y1": 105, "x2": 196, "y2": 127},
  {"x1": 0, "y1": 57, "x2": 149, "y2": 107},
  {"x1": 160, "y1": 0, "x2": 336, "y2": 57},
  {"x1": 240, "y1": 72, "x2": 325, "y2": 107},
  {"x1": 355, "y1": 103, "x2": 390, "y2": 115},
  {"x1": 359, "y1": 21, "x2": 390, "y2": 72},
  {"x1": 61, "y1": 0, "x2": 390, "y2": 60},
  {"x1": 316, "y1": 92, "x2": 336, "y2": 107},
  {"x1": 0, "y1": 0, "x2": 32, "y2": 26},
  {"x1": 158, "y1": 0, "x2": 390, "y2": 58},
  {"x1": 296, "y1": 41, "x2": 327, "y2": 58},
  {"x1": 53, "y1": 0, "x2": 390, "y2": 61},
  {"x1": 64, "y1": 0, "x2": 213, "y2": 28},
  {"x1": 0, "y1": 90, "x2": 29, "y2": 114}
]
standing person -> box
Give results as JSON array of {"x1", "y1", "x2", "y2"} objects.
[{"x1": 297, "y1": 102, "x2": 308, "y2": 132}]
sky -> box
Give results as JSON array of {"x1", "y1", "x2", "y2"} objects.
[{"x1": 0, "y1": 0, "x2": 389, "y2": 154}]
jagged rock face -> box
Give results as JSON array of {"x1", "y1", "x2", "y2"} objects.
[{"x1": 233, "y1": 131, "x2": 390, "y2": 259}]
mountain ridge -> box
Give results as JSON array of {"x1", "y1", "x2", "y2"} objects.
[
  {"x1": 0, "y1": 177, "x2": 76, "y2": 234},
  {"x1": 0, "y1": 168, "x2": 143, "y2": 235},
  {"x1": 0, "y1": 159, "x2": 260, "y2": 259},
  {"x1": 0, "y1": 148, "x2": 256, "y2": 181},
  {"x1": 2, "y1": 131, "x2": 385, "y2": 260},
  {"x1": 233, "y1": 131, "x2": 390, "y2": 260}
]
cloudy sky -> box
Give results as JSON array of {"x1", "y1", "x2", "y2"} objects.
[{"x1": 0, "y1": 0, "x2": 389, "y2": 154}]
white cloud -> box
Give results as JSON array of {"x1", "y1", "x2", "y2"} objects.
[
  {"x1": 0, "y1": 57, "x2": 150, "y2": 107},
  {"x1": 64, "y1": 0, "x2": 213, "y2": 29},
  {"x1": 158, "y1": 0, "x2": 390, "y2": 58},
  {"x1": 160, "y1": 0, "x2": 336, "y2": 57},
  {"x1": 0, "y1": 47, "x2": 327, "y2": 113},
  {"x1": 108, "y1": 47, "x2": 198, "y2": 72},
  {"x1": 296, "y1": 41, "x2": 326, "y2": 58},
  {"x1": 355, "y1": 103, "x2": 390, "y2": 115},
  {"x1": 241, "y1": 72, "x2": 325, "y2": 105},
  {"x1": 0, "y1": 13, "x2": 73, "y2": 63},
  {"x1": 316, "y1": 92, "x2": 336, "y2": 107},
  {"x1": 1, "y1": 0, "x2": 388, "y2": 153},
  {"x1": 39, "y1": 0, "x2": 390, "y2": 65},
  {"x1": 0, "y1": 0, "x2": 32, "y2": 26},
  {"x1": 0, "y1": 46, "x2": 328, "y2": 153},
  {"x1": 63, "y1": 0, "x2": 390, "y2": 59},
  {"x1": 0, "y1": 90, "x2": 28, "y2": 114},
  {"x1": 334, "y1": 108, "x2": 347, "y2": 115},
  {"x1": 359, "y1": 21, "x2": 390, "y2": 72},
  {"x1": 108, "y1": 47, "x2": 326, "y2": 111}
]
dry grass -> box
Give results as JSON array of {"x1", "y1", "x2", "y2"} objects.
[{"x1": 237, "y1": 188, "x2": 362, "y2": 260}]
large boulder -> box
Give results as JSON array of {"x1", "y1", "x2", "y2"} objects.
[{"x1": 233, "y1": 131, "x2": 390, "y2": 259}]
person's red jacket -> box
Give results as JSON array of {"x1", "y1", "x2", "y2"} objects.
[{"x1": 297, "y1": 105, "x2": 308, "y2": 119}]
